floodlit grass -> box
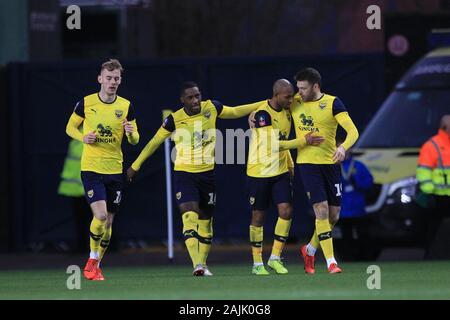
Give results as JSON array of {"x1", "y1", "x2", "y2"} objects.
[{"x1": 1, "y1": 261, "x2": 450, "y2": 300}]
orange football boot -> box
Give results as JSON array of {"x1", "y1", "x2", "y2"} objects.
[{"x1": 300, "y1": 245, "x2": 315, "y2": 274}]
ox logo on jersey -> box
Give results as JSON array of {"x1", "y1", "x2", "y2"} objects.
[
  {"x1": 176, "y1": 192, "x2": 182, "y2": 200},
  {"x1": 115, "y1": 110, "x2": 123, "y2": 118},
  {"x1": 87, "y1": 190, "x2": 94, "y2": 198},
  {"x1": 300, "y1": 114, "x2": 314, "y2": 126},
  {"x1": 319, "y1": 102, "x2": 327, "y2": 110},
  {"x1": 97, "y1": 124, "x2": 113, "y2": 137},
  {"x1": 249, "y1": 197, "x2": 255, "y2": 205},
  {"x1": 204, "y1": 111, "x2": 211, "y2": 119}
]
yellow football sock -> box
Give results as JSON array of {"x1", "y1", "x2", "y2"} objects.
[
  {"x1": 98, "y1": 225, "x2": 112, "y2": 262},
  {"x1": 182, "y1": 211, "x2": 200, "y2": 267},
  {"x1": 310, "y1": 218, "x2": 337, "y2": 250},
  {"x1": 271, "y1": 218, "x2": 291, "y2": 258},
  {"x1": 309, "y1": 229, "x2": 320, "y2": 250},
  {"x1": 250, "y1": 225, "x2": 264, "y2": 264},
  {"x1": 89, "y1": 217, "x2": 106, "y2": 259},
  {"x1": 197, "y1": 218, "x2": 213, "y2": 265},
  {"x1": 316, "y1": 219, "x2": 334, "y2": 260}
]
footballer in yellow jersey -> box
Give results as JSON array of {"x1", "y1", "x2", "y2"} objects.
[
  {"x1": 65, "y1": 59, "x2": 139, "y2": 281},
  {"x1": 246, "y1": 80, "x2": 295, "y2": 275},
  {"x1": 245, "y1": 80, "x2": 325, "y2": 275},
  {"x1": 126, "y1": 82, "x2": 260, "y2": 276},
  {"x1": 293, "y1": 68, "x2": 359, "y2": 275}
]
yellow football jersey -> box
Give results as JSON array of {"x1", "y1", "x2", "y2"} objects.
[
  {"x1": 290, "y1": 93, "x2": 347, "y2": 164},
  {"x1": 163, "y1": 100, "x2": 222, "y2": 173},
  {"x1": 73, "y1": 93, "x2": 138, "y2": 174},
  {"x1": 247, "y1": 100, "x2": 293, "y2": 178}
]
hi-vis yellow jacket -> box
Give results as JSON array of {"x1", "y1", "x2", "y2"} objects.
[{"x1": 416, "y1": 129, "x2": 450, "y2": 196}]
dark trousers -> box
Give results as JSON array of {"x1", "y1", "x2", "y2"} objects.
[{"x1": 424, "y1": 195, "x2": 450, "y2": 259}]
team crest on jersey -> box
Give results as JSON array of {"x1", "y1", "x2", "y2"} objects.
[
  {"x1": 258, "y1": 116, "x2": 266, "y2": 127},
  {"x1": 176, "y1": 192, "x2": 182, "y2": 200},
  {"x1": 204, "y1": 111, "x2": 211, "y2": 119},
  {"x1": 87, "y1": 190, "x2": 94, "y2": 198},
  {"x1": 319, "y1": 102, "x2": 327, "y2": 110},
  {"x1": 250, "y1": 197, "x2": 255, "y2": 205},
  {"x1": 115, "y1": 110, "x2": 123, "y2": 118}
]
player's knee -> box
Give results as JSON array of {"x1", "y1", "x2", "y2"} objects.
[
  {"x1": 251, "y1": 211, "x2": 265, "y2": 226},
  {"x1": 278, "y1": 204, "x2": 292, "y2": 220},
  {"x1": 179, "y1": 203, "x2": 199, "y2": 214},
  {"x1": 95, "y1": 212, "x2": 107, "y2": 221},
  {"x1": 313, "y1": 202, "x2": 329, "y2": 219}
]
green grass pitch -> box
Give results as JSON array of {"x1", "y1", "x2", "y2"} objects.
[{"x1": 1, "y1": 261, "x2": 450, "y2": 300}]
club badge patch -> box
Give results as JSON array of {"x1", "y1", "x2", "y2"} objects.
[{"x1": 115, "y1": 110, "x2": 123, "y2": 118}]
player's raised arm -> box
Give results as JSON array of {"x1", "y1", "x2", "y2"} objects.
[
  {"x1": 216, "y1": 100, "x2": 261, "y2": 119},
  {"x1": 66, "y1": 100, "x2": 87, "y2": 142},
  {"x1": 127, "y1": 115, "x2": 174, "y2": 182},
  {"x1": 123, "y1": 103, "x2": 140, "y2": 145},
  {"x1": 332, "y1": 98, "x2": 359, "y2": 162}
]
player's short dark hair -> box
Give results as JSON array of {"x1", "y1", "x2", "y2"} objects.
[
  {"x1": 100, "y1": 59, "x2": 124, "y2": 74},
  {"x1": 180, "y1": 81, "x2": 199, "y2": 96},
  {"x1": 294, "y1": 68, "x2": 322, "y2": 87}
]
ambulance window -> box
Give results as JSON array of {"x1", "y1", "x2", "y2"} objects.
[{"x1": 357, "y1": 89, "x2": 449, "y2": 148}]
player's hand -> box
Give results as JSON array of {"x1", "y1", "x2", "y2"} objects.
[
  {"x1": 305, "y1": 132, "x2": 325, "y2": 146},
  {"x1": 123, "y1": 119, "x2": 134, "y2": 135},
  {"x1": 83, "y1": 130, "x2": 97, "y2": 144},
  {"x1": 248, "y1": 111, "x2": 256, "y2": 129},
  {"x1": 332, "y1": 145, "x2": 346, "y2": 163},
  {"x1": 126, "y1": 167, "x2": 138, "y2": 183}
]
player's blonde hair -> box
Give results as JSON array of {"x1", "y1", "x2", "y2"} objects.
[{"x1": 100, "y1": 59, "x2": 124, "y2": 74}]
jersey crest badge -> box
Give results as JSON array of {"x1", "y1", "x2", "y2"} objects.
[
  {"x1": 258, "y1": 116, "x2": 266, "y2": 127},
  {"x1": 115, "y1": 110, "x2": 123, "y2": 118},
  {"x1": 319, "y1": 102, "x2": 327, "y2": 110}
]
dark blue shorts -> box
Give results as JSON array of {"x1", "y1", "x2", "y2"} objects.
[
  {"x1": 298, "y1": 164, "x2": 342, "y2": 206},
  {"x1": 80, "y1": 171, "x2": 125, "y2": 213},
  {"x1": 173, "y1": 170, "x2": 216, "y2": 212},
  {"x1": 247, "y1": 172, "x2": 292, "y2": 211}
]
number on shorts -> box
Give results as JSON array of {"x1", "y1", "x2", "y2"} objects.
[
  {"x1": 113, "y1": 191, "x2": 122, "y2": 204},
  {"x1": 334, "y1": 183, "x2": 342, "y2": 197},
  {"x1": 208, "y1": 192, "x2": 216, "y2": 205}
]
